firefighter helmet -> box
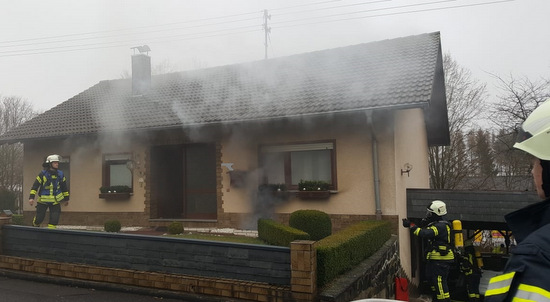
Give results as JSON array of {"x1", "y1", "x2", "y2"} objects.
[
  {"x1": 427, "y1": 200, "x2": 447, "y2": 216},
  {"x1": 514, "y1": 98, "x2": 550, "y2": 160},
  {"x1": 45, "y1": 154, "x2": 61, "y2": 163}
]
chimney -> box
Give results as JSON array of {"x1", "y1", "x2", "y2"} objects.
[{"x1": 131, "y1": 51, "x2": 151, "y2": 95}]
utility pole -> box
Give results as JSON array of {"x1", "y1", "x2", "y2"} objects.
[{"x1": 263, "y1": 9, "x2": 271, "y2": 59}]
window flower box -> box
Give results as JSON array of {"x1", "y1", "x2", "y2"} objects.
[
  {"x1": 99, "y1": 185, "x2": 132, "y2": 200},
  {"x1": 296, "y1": 180, "x2": 331, "y2": 200},
  {"x1": 296, "y1": 190, "x2": 331, "y2": 200},
  {"x1": 99, "y1": 192, "x2": 132, "y2": 200}
]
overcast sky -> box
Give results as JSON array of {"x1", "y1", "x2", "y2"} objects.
[{"x1": 1, "y1": 0, "x2": 548, "y2": 113}]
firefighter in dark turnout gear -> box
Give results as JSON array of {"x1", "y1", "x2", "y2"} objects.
[
  {"x1": 28, "y1": 154, "x2": 69, "y2": 229},
  {"x1": 485, "y1": 99, "x2": 550, "y2": 301},
  {"x1": 403, "y1": 200, "x2": 455, "y2": 302},
  {"x1": 460, "y1": 241, "x2": 482, "y2": 302}
]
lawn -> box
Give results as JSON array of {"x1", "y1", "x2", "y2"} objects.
[{"x1": 168, "y1": 233, "x2": 267, "y2": 245}]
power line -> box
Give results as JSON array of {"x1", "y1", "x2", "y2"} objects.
[
  {"x1": 0, "y1": 0, "x2": 343, "y2": 47},
  {"x1": 0, "y1": 0, "x2": 514, "y2": 58},
  {"x1": 0, "y1": 29, "x2": 261, "y2": 58},
  {"x1": 272, "y1": 0, "x2": 460, "y2": 25},
  {"x1": 273, "y1": 0, "x2": 514, "y2": 28},
  {"x1": 0, "y1": 11, "x2": 262, "y2": 45},
  {"x1": 0, "y1": 23, "x2": 262, "y2": 54}
]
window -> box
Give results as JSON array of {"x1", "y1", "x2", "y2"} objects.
[
  {"x1": 103, "y1": 153, "x2": 133, "y2": 191},
  {"x1": 260, "y1": 141, "x2": 336, "y2": 190}
]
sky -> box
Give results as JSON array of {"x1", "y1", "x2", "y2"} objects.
[{"x1": 0, "y1": 0, "x2": 548, "y2": 113}]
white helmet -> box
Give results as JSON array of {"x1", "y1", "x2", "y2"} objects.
[
  {"x1": 427, "y1": 200, "x2": 447, "y2": 216},
  {"x1": 514, "y1": 99, "x2": 550, "y2": 160},
  {"x1": 45, "y1": 154, "x2": 61, "y2": 163}
]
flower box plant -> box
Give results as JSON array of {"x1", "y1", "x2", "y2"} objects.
[{"x1": 297, "y1": 180, "x2": 331, "y2": 200}]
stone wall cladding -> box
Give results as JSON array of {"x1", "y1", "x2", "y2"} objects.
[
  {"x1": 319, "y1": 236, "x2": 400, "y2": 302},
  {"x1": 0, "y1": 255, "x2": 291, "y2": 301},
  {"x1": 2, "y1": 225, "x2": 291, "y2": 285}
]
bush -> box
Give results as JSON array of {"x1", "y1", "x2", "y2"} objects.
[
  {"x1": 316, "y1": 220, "x2": 391, "y2": 287},
  {"x1": 104, "y1": 219, "x2": 122, "y2": 232},
  {"x1": 257, "y1": 218, "x2": 310, "y2": 247},
  {"x1": 167, "y1": 222, "x2": 184, "y2": 234},
  {"x1": 11, "y1": 214, "x2": 24, "y2": 225},
  {"x1": 289, "y1": 209, "x2": 332, "y2": 240}
]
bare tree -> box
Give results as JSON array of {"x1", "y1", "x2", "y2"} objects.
[
  {"x1": 429, "y1": 53, "x2": 488, "y2": 189},
  {"x1": 0, "y1": 96, "x2": 38, "y2": 211},
  {"x1": 488, "y1": 74, "x2": 550, "y2": 190},
  {"x1": 490, "y1": 74, "x2": 550, "y2": 131}
]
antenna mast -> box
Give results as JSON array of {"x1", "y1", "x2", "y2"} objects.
[{"x1": 263, "y1": 9, "x2": 271, "y2": 59}]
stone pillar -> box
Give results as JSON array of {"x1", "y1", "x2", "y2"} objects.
[{"x1": 291, "y1": 240, "x2": 317, "y2": 302}]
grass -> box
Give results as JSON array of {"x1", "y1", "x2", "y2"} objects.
[{"x1": 168, "y1": 233, "x2": 268, "y2": 245}]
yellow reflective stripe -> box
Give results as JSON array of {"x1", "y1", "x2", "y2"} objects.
[
  {"x1": 413, "y1": 228, "x2": 420, "y2": 236},
  {"x1": 512, "y1": 284, "x2": 550, "y2": 302},
  {"x1": 486, "y1": 272, "x2": 515, "y2": 296},
  {"x1": 436, "y1": 275, "x2": 450, "y2": 300},
  {"x1": 430, "y1": 225, "x2": 439, "y2": 236}
]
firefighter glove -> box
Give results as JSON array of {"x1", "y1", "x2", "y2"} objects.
[{"x1": 402, "y1": 218, "x2": 411, "y2": 228}]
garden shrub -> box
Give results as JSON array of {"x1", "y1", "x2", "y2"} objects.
[
  {"x1": 257, "y1": 218, "x2": 310, "y2": 247},
  {"x1": 316, "y1": 220, "x2": 391, "y2": 287},
  {"x1": 104, "y1": 219, "x2": 122, "y2": 232},
  {"x1": 167, "y1": 221, "x2": 184, "y2": 234},
  {"x1": 11, "y1": 214, "x2": 24, "y2": 225},
  {"x1": 289, "y1": 209, "x2": 332, "y2": 240}
]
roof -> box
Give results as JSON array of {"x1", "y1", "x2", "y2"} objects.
[
  {"x1": 407, "y1": 188, "x2": 541, "y2": 232},
  {"x1": 0, "y1": 32, "x2": 448, "y2": 145}
]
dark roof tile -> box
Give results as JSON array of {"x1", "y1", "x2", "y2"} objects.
[{"x1": 1, "y1": 32, "x2": 446, "y2": 143}]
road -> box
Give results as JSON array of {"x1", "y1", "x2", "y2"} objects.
[{"x1": 0, "y1": 272, "x2": 241, "y2": 302}]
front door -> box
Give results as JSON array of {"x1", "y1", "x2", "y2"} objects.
[{"x1": 150, "y1": 144, "x2": 217, "y2": 219}]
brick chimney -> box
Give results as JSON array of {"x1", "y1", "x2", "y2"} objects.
[{"x1": 132, "y1": 53, "x2": 151, "y2": 95}]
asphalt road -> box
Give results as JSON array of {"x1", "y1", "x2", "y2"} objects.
[{"x1": 0, "y1": 271, "x2": 242, "y2": 302}]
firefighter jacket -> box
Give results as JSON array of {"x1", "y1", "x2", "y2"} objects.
[
  {"x1": 485, "y1": 199, "x2": 550, "y2": 301},
  {"x1": 29, "y1": 169, "x2": 69, "y2": 204},
  {"x1": 411, "y1": 219, "x2": 455, "y2": 261}
]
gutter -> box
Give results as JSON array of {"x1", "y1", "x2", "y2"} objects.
[{"x1": 366, "y1": 111, "x2": 382, "y2": 220}]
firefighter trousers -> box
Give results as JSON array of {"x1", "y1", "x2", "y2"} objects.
[
  {"x1": 33, "y1": 202, "x2": 61, "y2": 228},
  {"x1": 426, "y1": 260, "x2": 452, "y2": 302}
]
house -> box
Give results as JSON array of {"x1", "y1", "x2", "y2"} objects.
[{"x1": 0, "y1": 32, "x2": 449, "y2": 280}]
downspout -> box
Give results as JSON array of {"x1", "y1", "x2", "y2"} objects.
[{"x1": 366, "y1": 111, "x2": 382, "y2": 220}]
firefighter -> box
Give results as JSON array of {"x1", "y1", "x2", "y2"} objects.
[
  {"x1": 485, "y1": 98, "x2": 550, "y2": 301},
  {"x1": 403, "y1": 200, "x2": 455, "y2": 302},
  {"x1": 460, "y1": 240, "x2": 482, "y2": 302},
  {"x1": 28, "y1": 154, "x2": 70, "y2": 229}
]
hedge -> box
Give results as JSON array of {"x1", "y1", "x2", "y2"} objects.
[
  {"x1": 316, "y1": 220, "x2": 391, "y2": 287},
  {"x1": 289, "y1": 209, "x2": 332, "y2": 241},
  {"x1": 257, "y1": 218, "x2": 311, "y2": 247}
]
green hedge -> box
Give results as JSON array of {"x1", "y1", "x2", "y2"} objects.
[
  {"x1": 316, "y1": 220, "x2": 391, "y2": 287},
  {"x1": 104, "y1": 219, "x2": 122, "y2": 232},
  {"x1": 289, "y1": 209, "x2": 332, "y2": 241},
  {"x1": 257, "y1": 218, "x2": 310, "y2": 247}
]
